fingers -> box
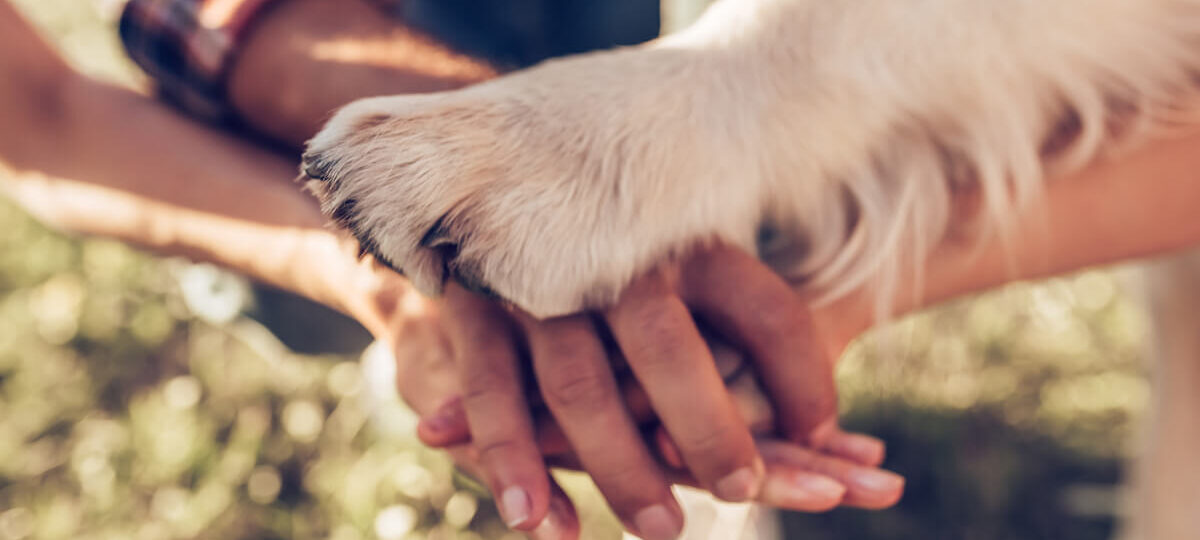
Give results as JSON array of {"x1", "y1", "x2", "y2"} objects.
[
  {"x1": 530, "y1": 481, "x2": 582, "y2": 540},
  {"x1": 518, "y1": 313, "x2": 684, "y2": 540},
  {"x1": 416, "y1": 397, "x2": 618, "y2": 458},
  {"x1": 759, "y1": 440, "x2": 905, "y2": 509},
  {"x1": 605, "y1": 270, "x2": 765, "y2": 504},
  {"x1": 822, "y1": 426, "x2": 887, "y2": 467},
  {"x1": 758, "y1": 468, "x2": 849, "y2": 512},
  {"x1": 416, "y1": 397, "x2": 469, "y2": 447},
  {"x1": 443, "y1": 443, "x2": 581, "y2": 540},
  {"x1": 661, "y1": 435, "x2": 902, "y2": 512},
  {"x1": 442, "y1": 284, "x2": 550, "y2": 531},
  {"x1": 680, "y1": 245, "x2": 839, "y2": 446},
  {"x1": 679, "y1": 246, "x2": 889, "y2": 467},
  {"x1": 656, "y1": 430, "x2": 854, "y2": 512}
]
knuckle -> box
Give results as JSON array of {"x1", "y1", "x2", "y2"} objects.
[
  {"x1": 631, "y1": 300, "x2": 680, "y2": 336},
  {"x1": 746, "y1": 295, "x2": 802, "y2": 347},
  {"x1": 676, "y1": 423, "x2": 746, "y2": 466},
  {"x1": 783, "y1": 447, "x2": 822, "y2": 472},
  {"x1": 791, "y1": 391, "x2": 840, "y2": 434},
  {"x1": 539, "y1": 325, "x2": 594, "y2": 361},
  {"x1": 621, "y1": 301, "x2": 687, "y2": 362},
  {"x1": 593, "y1": 466, "x2": 671, "y2": 514},
  {"x1": 756, "y1": 301, "x2": 799, "y2": 337},
  {"x1": 610, "y1": 471, "x2": 665, "y2": 501},
  {"x1": 475, "y1": 436, "x2": 528, "y2": 464},
  {"x1": 460, "y1": 359, "x2": 517, "y2": 404},
  {"x1": 541, "y1": 362, "x2": 617, "y2": 412}
]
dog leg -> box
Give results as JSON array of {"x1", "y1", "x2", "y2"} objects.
[{"x1": 304, "y1": 0, "x2": 1200, "y2": 319}]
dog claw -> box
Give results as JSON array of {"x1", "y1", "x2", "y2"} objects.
[
  {"x1": 419, "y1": 216, "x2": 455, "y2": 248},
  {"x1": 300, "y1": 153, "x2": 334, "y2": 182}
]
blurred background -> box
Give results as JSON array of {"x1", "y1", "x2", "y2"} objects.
[{"x1": 0, "y1": 1, "x2": 1154, "y2": 539}]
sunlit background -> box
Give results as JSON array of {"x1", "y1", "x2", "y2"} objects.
[{"x1": 0, "y1": 1, "x2": 1153, "y2": 539}]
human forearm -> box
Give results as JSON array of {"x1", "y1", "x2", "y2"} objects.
[
  {"x1": 0, "y1": 1, "x2": 76, "y2": 165},
  {"x1": 0, "y1": 70, "x2": 383, "y2": 320},
  {"x1": 822, "y1": 128, "x2": 1200, "y2": 347},
  {"x1": 227, "y1": 0, "x2": 497, "y2": 146},
  {"x1": 927, "y1": 131, "x2": 1200, "y2": 303}
]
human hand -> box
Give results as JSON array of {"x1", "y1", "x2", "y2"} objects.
[
  {"x1": 381, "y1": 244, "x2": 904, "y2": 539},
  {"x1": 15, "y1": 173, "x2": 899, "y2": 539},
  {"x1": 32, "y1": 97, "x2": 899, "y2": 535},
  {"x1": 76, "y1": 170, "x2": 898, "y2": 539}
]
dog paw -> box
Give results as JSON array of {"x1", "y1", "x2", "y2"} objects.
[{"x1": 302, "y1": 50, "x2": 767, "y2": 318}]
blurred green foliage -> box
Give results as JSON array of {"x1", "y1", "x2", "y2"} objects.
[
  {"x1": 790, "y1": 274, "x2": 1148, "y2": 540},
  {"x1": 0, "y1": 186, "x2": 519, "y2": 540},
  {"x1": 2, "y1": 1, "x2": 1150, "y2": 539}
]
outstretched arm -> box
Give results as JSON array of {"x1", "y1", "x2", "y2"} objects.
[
  {"x1": 821, "y1": 127, "x2": 1200, "y2": 351},
  {"x1": 0, "y1": 4, "x2": 897, "y2": 537},
  {"x1": 0, "y1": 1, "x2": 368, "y2": 319},
  {"x1": 226, "y1": 0, "x2": 497, "y2": 146}
]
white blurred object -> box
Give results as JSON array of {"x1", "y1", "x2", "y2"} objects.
[
  {"x1": 90, "y1": 0, "x2": 129, "y2": 20},
  {"x1": 662, "y1": 0, "x2": 712, "y2": 34},
  {"x1": 358, "y1": 341, "x2": 419, "y2": 440},
  {"x1": 173, "y1": 262, "x2": 252, "y2": 325},
  {"x1": 1120, "y1": 251, "x2": 1200, "y2": 540},
  {"x1": 374, "y1": 505, "x2": 418, "y2": 540},
  {"x1": 624, "y1": 488, "x2": 779, "y2": 540},
  {"x1": 163, "y1": 376, "x2": 203, "y2": 410}
]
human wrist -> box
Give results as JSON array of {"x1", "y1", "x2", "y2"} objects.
[{"x1": 289, "y1": 229, "x2": 418, "y2": 338}]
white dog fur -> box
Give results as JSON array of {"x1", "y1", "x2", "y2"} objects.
[{"x1": 302, "y1": 0, "x2": 1200, "y2": 320}]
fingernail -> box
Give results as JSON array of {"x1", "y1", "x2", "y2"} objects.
[
  {"x1": 714, "y1": 461, "x2": 764, "y2": 502},
  {"x1": 849, "y1": 469, "x2": 905, "y2": 494},
  {"x1": 530, "y1": 520, "x2": 561, "y2": 540},
  {"x1": 422, "y1": 414, "x2": 453, "y2": 434},
  {"x1": 424, "y1": 398, "x2": 462, "y2": 433},
  {"x1": 531, "y1": 498, "x2": 569, "y2": 540},
  {"x1": 845, "y1": 435, "x2": 886, "y2": 464},
  {"x1": 634, "y1": 504, "x2": 680, "y2": 540},
  {"x1": 762, "y1": 473, "x2": 845, "y2": 508},
  {"x1": 500, "y1": 487, "x2": 532, "y2": 528},
  {"x1": 793, "y1": 475, "x2": 847, "y2": 499}
]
